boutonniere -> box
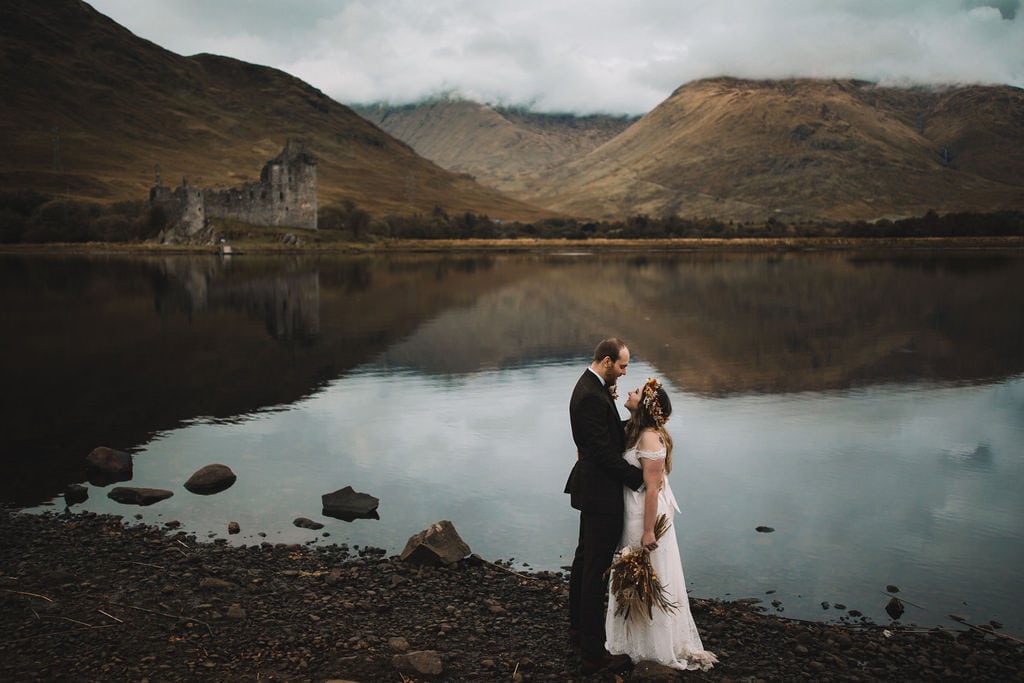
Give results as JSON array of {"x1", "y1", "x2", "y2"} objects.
[{"x1": 608, "y1": 384, "x2": 618, "y2": 401}]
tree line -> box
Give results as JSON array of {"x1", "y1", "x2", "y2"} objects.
[{"x1": 2, "y1": 190, "x2": 1022, "y2": 244}]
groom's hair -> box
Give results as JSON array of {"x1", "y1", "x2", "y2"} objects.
[{"x1": 592, "y1": 337, "x2": 626, "y2": 363}]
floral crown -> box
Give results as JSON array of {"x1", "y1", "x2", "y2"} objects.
[{"x1": 641, "y1": 378, "x2": 667, "y2": 426}]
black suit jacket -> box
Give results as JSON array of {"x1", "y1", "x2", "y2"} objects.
[{"x1": 565, "y1": 369, "x2": 644, "y2": 513}]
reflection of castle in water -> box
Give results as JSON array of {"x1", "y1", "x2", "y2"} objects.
[
  {"x1": 218, "y1": 274, "x2": 320, "y2": 341},
  {"x1": 154, "y1": 259, "x2": 320, "y2": 341}
]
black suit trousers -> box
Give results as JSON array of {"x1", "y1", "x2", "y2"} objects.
[{"x1": 569, "y1": 508, "x2": 623, "y2": 661}]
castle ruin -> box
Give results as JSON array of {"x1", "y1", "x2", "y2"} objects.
[{"x1": 150, "y1": 140, "x2": 317, "y2": 241}]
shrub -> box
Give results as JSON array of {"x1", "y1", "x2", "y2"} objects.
[
  {"x1": 24, "y1": 199, "x2": 100, "y2": 242},
  {"x1": 0, "y1": 208, "x2": 29, "y2": 243}
]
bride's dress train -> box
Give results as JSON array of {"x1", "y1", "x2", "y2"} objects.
[{"x1": 605, "y1": 446, "x2": 718, "y2": 671}]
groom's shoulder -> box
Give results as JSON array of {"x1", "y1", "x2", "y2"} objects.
[
  {"x1": 571, "y1": 370, "x2": 598, "y2": 394},
  {"x1": 571, "y1": 375, "x2": 607, "y2": 412}
]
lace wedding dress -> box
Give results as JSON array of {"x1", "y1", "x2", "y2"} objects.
[{"x1": 605, "y1": 445, "x2": 718, "y2": 671}]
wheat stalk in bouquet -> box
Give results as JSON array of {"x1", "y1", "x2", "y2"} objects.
[{"x1": 606, "y1": 513, "x2": 679, "y2": 626}]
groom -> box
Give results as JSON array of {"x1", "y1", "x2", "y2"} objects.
[{"x1": 565, "y1": 337, "x2": 645, "y2": 674}]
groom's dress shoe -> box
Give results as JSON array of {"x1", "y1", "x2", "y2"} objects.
[{"x1": 580, "y1": 653, "x2": 631, "y2": 675}]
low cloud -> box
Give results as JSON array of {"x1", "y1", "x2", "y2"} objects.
[{"x1": 91, "y1": 0, "x2": 1024, "y2": 115}]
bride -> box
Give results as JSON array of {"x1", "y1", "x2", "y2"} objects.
[{"x1": 605, "y1": 378, "x2": 718, "y2": 671}]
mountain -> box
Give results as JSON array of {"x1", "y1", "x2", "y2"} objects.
[
  {"x1": 354, "y1": 98, "x2": 636, "y2": 196},
  {"x1": 3, "y1": 2, "x2": 1022, "y2": 226},
  {"x1": 362, "y1": 79, "x2": 1024, "y2": 223},
  {"x1": 0, "y1": 0, "x2": 553, "y2": 222}
]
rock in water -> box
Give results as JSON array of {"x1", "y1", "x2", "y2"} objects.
[
  {"x1": 322, "y1": 486, "x2": 379, "y2": 521},
  {"x1": 886, "y1": 597, "x2": 905, "y2": 620},
  {"x1": 107, "y1": 487, "x2": 174, "y2": 506},
  {"x1": 293, "y1": 517, "x2": 324, "y2": 530},
  {"x1": 85, "y1": 446, "x2": 133, "y2": 485},
  {"x1": 184, "y1": 464, "x2": 237, "y2": 494},
  {"x1": 400, "y1": 520, "x2": 470, "y2": 566}
]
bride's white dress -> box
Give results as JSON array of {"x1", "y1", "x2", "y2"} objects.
[{"x1": 605, "y1": 445, "x2": 718, "y2": 671}]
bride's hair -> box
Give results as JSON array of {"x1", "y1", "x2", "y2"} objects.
[{"x1": 624, "y1": 382, "x2": 674, "y2": 473}]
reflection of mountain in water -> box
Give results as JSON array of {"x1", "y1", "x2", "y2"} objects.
[
  {"x1": 0, "y1": 254, "x2": 514, "y2": 505},
  {"x1": 378, "y1": 252, "x2": 1024, "y2": 395},
  {"x1": 3, "y1": 251, "x2": 1023, "y2": 505}
]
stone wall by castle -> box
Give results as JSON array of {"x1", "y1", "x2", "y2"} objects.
[{"x1": 150, "y1": 140, "x2": 317, "y2": 242}]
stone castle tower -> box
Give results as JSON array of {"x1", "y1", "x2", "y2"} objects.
[{"x1": 150, "y1": 140, "x2": 317, "y2": 241}]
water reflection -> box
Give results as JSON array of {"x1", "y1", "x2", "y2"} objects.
[
  {"x1": 3, "y1": 250, "x2": 1023, "y2": 505},
  {"x1": 3, "y1": 250, "x2": 1024, "y2": 633},
  {"x1": 20, "y1": 360, "x2": 1024, "y2": 634},
  {"x1": 153, "y1": 257, "x2": 321, "y2": 340}
]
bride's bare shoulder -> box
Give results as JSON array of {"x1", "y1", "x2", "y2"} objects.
[{"x1": 638, "y1": 429, "x2": 665, "y2": 452}]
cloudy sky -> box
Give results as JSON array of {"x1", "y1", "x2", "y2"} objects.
[{"x1": 89, "y1": 0, "x2": 1023, "y2": 115}]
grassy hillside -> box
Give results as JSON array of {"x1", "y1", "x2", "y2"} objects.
[
  {"x1": 0, "y1": 0, "x2": 554, "y2": 222},
  {"x1": 358, "y1": 79, "x2": 1024, "y2": 224},
  {"x1": 517, "y1": 78, "x2": 1024, "y2": 222},
  {"x1": 2, "y1": 2, "x2": 1021, "y2": 227},
  {"x1": 354, "y1": 98, "x2": 636, "y2": 195}
]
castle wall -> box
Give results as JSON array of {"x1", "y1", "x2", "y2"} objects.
[
  {"x1": 205, "y1": 144, "x2": 318, "y2": 230},
  {"x1": 152, "y1": 141, "x2": 317, "y2": 242},
  {"x1": 150, "y1": 181, "x2": 206, "y2": 236},
  {"x1": 179, "y1": 186, "x2": 207, "y2": 235}
]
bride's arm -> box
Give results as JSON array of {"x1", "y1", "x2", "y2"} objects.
[{"x1": 638, "y1": 430, "x2": 666, "y2": 550}]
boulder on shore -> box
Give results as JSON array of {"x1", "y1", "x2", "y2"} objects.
[
  {"x1": 392, "y1": 650, "x2": 444, "y2": 676},
  {"x1": 184, "y1": 464, "x2": 236, "y2": 495},
  {"x1": 85, "y1": 446, "x2": 133, "y2": 485},
  {"x1": 322, "y1": 486, "x2": 379, "y2": 521},
  {"x1": 107, "y1": 487, "x2": 174, "y2": 506},
  {"x1": 400, "y1": 520, "x2": 470, "y2": 566}
]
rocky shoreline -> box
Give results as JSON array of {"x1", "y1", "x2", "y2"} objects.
[{"x1": 1, "y1": 509, "x2": 1021, "y2": 682}]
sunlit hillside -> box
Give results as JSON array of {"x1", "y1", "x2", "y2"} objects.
[
  {"x1": 522, "y1": 78, "x2": 1024, "y2": 222},
  {"x1": 367, "y1": 79, "x2": 1024, "y2": 223}
]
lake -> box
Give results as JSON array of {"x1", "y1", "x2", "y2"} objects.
[{"x1": 3, "y1": 248, "x2": 1023, "y2": 635}]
